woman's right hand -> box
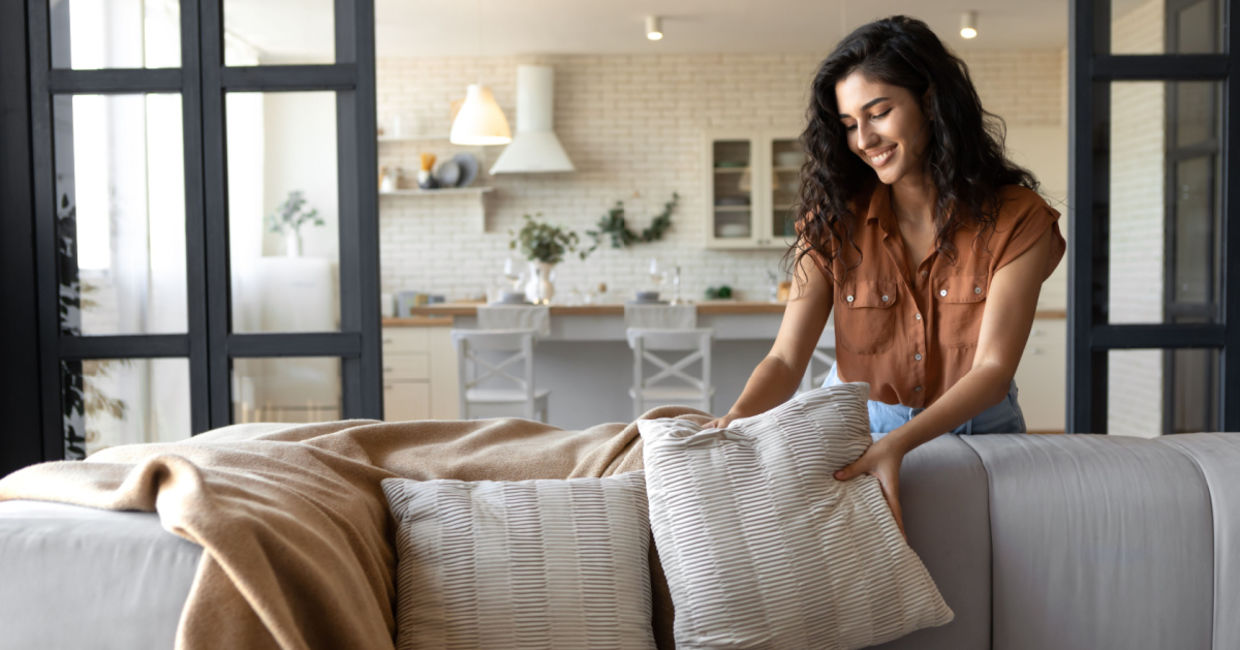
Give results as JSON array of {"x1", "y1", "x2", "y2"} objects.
[{"x1": 703, "y1": 413, "x2": 741, "y2": 429}]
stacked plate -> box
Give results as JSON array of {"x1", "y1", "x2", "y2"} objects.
[{"x1": 431, "y1": 153, "x2": 480, "y2": 188}]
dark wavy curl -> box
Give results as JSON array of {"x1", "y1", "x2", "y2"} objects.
[{"x1": 790, "y1": 15, "x2": 1038, "y2": 283}]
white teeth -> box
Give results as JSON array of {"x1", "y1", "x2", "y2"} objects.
[{"x1": 869, "y1": 148, "x2": 894, "y2": 165}]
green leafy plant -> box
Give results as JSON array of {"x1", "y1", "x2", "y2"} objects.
[
  {"x1": 55, "y1": 193, "x2": 126, "y2": 459},
  {"x1": 509, "y1": 213, "x2": 580, "y2": 264},
  {"x1": 266, "y1": 190, "x2": 324, "y2": 235},
  {"x1": 582, "y1": 192, "x2": 679, "y2": 257}
]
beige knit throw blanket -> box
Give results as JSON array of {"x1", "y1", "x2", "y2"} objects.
[{"x1": 0, "y1": 408, "x2": 704, "y2": 649}]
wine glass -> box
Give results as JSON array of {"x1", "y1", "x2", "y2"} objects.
[
  {"x1": 502, "y1": 256, "x2": 522, "y2": 291},
  {"x1": 670, "y1": 265, "x2": 683, "y2": 304},
  {"x1": 648, "y1": 257, "x2": 667, "y2": 293}
]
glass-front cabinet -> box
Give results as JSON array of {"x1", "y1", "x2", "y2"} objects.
[{"x1": 704, "y1": 131, "x2": 803, "y2": 250}]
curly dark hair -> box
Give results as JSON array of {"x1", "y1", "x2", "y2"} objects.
[{"x1": 791, "y1": 15, "x2": 1038, "y2": 282}]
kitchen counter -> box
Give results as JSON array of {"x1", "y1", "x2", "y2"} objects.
[
  {"x1": 389, "y1": 300, "x2": 786, "y2": 319},
  {"x1": 380, "y1": 302, "x2": 1067, "y2": 430},
  {"x1": 385, "y1": 301, "x2": 795, "y2": 342}
]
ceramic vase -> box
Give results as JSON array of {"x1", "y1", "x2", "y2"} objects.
[
  {"x1": 525, "y1": 261, "x2": 556, "y2": 305},
  {"x1": 285, "y1": 229, "x2": 303, "y2": 257}
]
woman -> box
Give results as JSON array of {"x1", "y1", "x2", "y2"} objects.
[{"x1": 705, "y1": 16, "x2": 1065, "y2": 530}]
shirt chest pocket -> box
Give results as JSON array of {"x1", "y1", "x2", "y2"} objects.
[
  {"x1": 838, "y1": 279, "x2": 899, "y2": 355},
  {"x1": 935, "y1": 274, "x2": 988, "y2": 348}
]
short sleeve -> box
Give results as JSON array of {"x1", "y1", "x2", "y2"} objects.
[{"x1": 990, "y1": 188, "x2": 1066, "y2": 280}]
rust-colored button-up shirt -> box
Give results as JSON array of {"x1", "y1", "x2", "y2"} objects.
[{"x1": 815, "y1": 184, "x2": 1065, "y2": 407}]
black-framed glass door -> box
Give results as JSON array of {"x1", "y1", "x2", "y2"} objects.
[
  {"x1": 1069, "y1": 0, "x2": 1238, "y2": 433},
  {"x1": 28, "y1": 0, "x2": 380, "y2": 459}
]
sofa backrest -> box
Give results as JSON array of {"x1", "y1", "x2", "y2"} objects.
[{"x1": 878, "y1": 432, "x2": 1240, "y2": 650}]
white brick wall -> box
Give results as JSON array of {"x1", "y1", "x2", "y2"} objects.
[
  {"x1": 1107, "y1": 0, "x2": 1165, "y2": 437},
  {"x1": 377, "y1": 49, "x2": 1068, "y2": 303}
]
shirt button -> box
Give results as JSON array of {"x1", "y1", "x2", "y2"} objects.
[
  {"x1": 974, "y1": 286, "x2": 982, "y2": 294},
  {"x1": 915, "y1": 313, "x2": 922, "y2": 320},
  {"x1": 939, "y1": 289, "x2": 948, "y2": 297},
  {"x1": 914, "y1": 353, "x2": 923, "y2": 361},
  {"x1": 881, "y1": 295, "x2": 889, "y2": 302},
  {"x1": 914, "y1": 385, "x2": 923, "y2": 392},
  {"x1": 846, "y1": 295, "x2": 854, "y2": 303}
]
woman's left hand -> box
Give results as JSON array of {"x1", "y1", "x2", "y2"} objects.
[{"x1": 834, "y1": 437, "x2": 906, "y2": 536}]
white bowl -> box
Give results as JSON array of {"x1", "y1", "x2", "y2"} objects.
[{"x1": 775, "y1": 152, "x2": 805, "y2": 168}]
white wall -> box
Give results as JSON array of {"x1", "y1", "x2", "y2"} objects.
[
  {"x1": 1107, "y1": 0, "x2": 1165, "y2": 437},
  {"x1": 376, "y1": 49, "x2": 1069, "y2": 303}
]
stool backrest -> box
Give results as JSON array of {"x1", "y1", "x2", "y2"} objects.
[
  {"x1": 626, "y1": 328, "x2": 713, "y2": 393},
  {"x1": 476, "y1": 305, "x2": 551, "y2": 338},
  {"x1": 623, "y1": 303, "x2": 696, "y2": 329},
  {"x1": 450, "y1": 329, "x2": 537, "y2": 406}
]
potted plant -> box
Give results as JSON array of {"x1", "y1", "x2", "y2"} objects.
[
  {"x1": 509, "y1": 213, "x2": 580, "y2": 304},
  {"x1": 267, "y1": 190, "x2": 324, "y2": 257}
]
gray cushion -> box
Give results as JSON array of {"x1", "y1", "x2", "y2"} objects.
[
  {"x1": 0, "y1": 500, "x2": 201, "y2": 650},
  {"x1": 867, "y1": 434, "x2": 991, "y2": 650},
  {"x1": 963, "y1": 435, "x2": 1214, "y2": 650},
  {"x1": 1160, "y1": 433, "x2": 1240, "y2": 650}
]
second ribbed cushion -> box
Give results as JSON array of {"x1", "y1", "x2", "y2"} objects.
[
  {"x1": 638, "y1": 383, "x2": 953, "y2": 649},
  {"x1": 381, "y1": 472, "x2": 655, "y2": 650}
]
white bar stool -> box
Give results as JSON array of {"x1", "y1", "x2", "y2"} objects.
[
  {"x1": 624, "y1": 303, "x2": 714, "y2": 418},
  {"x1": 450, "y1": 328, "x2": 550, "y2": 422}
]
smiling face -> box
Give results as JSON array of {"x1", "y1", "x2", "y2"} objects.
[{"x1": 834, "y1": 70, "x2": 932, "y2": 190}]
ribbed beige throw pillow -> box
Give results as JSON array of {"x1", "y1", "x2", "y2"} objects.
[
  {"x1": 638, "y1": 383, "x2": 953, "y2": 649},
  {"x1": 381, "y1": 472, "x2": 655, "y2": 650}
]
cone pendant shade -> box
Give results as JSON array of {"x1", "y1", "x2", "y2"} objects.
[{"x1": 449, "y1": 84, "x2": 512, "y2": 145}]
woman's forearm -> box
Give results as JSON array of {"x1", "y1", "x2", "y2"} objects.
[
  {"x1": 880, "y1": 364, "x2": 1013, "y2": 455},
  {"x1": 722, "y1": 355, "x2": 804, "y2": 419}
]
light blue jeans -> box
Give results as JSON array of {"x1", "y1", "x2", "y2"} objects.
[{"x1": 822, "y1": 364, "x2": 1026, "y2": 439}]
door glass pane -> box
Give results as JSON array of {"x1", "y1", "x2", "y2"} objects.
[
  {"x1": 770, "y1": 138, "x2": 803, "y2": 241},
  {"x1": 49, "y1": 0, "x2": 181, "y2": 69},
  {"x1": 1106, "y1": 81, "x2": 1221, "y2": 324},
  {"x1": 1107, "y1": 0, "x2": 1222, "y2": 54},
  {"x1": 53, "y1": 94, "x2": 188, "y2": 335},
  {"x1": 61, "y1": 358, "x2": 190, "y2": 459},
  {"x1": 232, "y1": 357, "x2": 341, "y2": 423},
  {"x1": 223, "y1": 0, "x2": 334, "y2": 66},
  {"x1": 711, "y1": 140, "x2": 754, "y2": 239},
  {"x1": 1175, "y1": 82, "x2": 1217, "y2": 145},
  {"x1": 226, "y1": 92, "x2": 340, "y2": 333},
  {"x1": 1171, "y1": 156, "x2": 1220, "y2": 317},
  {"x1": 1107, "y1": 349, "x2": 1218, "y2": 437}
]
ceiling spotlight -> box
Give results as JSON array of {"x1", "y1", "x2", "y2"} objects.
[
  {"x1": 960, "y1": 11, "x2": 978, "y2": 39},
  {"x1": 646, "y1": 15, "x2": 663, "y2": 41}
]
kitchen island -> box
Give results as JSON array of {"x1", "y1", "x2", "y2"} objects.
[{"x1": 382, "y1": 301, "x2": 816, "y2": 429}]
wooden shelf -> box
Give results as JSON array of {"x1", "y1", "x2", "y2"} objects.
[
  {"x1": 379, "y1": 187, "x2": 493, "y2": 196},
  {"x1": 378, "y1": 134, "x2": 453, "y2": 143}
]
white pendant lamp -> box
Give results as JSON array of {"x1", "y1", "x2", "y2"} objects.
[
  {"x1": 450, "y1": 84, "x2": 512, "y2": 145},
  {"x1": 449, "y1": 0, "x2": 512, "y2": 146}
]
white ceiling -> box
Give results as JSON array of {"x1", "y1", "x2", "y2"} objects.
[{"x1": 227, "y1": 0, "x2": 1072, "y2": 60}]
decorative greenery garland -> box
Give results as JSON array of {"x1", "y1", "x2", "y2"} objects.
[{"x1": 582, "y1": 192, "x2": 679, "y2": 257}]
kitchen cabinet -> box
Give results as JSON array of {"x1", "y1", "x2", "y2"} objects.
[
  {"x1": 1014, "y1": 317, "x2": 1067, "y2": 433},
  {"x1": 704, "y1": 131, "x2": 804, "y2": 250},
  {"x1": 382, "y1": 325, "x2": 459, "y2": 421}
]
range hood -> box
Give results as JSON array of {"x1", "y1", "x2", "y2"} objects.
[{"x1": 489, "y1": 65, "x2": 575, "y2": 174}]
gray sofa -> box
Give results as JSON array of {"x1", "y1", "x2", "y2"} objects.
[{"x1": 1, "y1": 432, "x2": 1236, "y2": 649}]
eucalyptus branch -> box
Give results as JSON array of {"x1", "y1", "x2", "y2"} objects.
[{"x1": 581, "y1": 192, "x2": 679, "y2": 258}]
